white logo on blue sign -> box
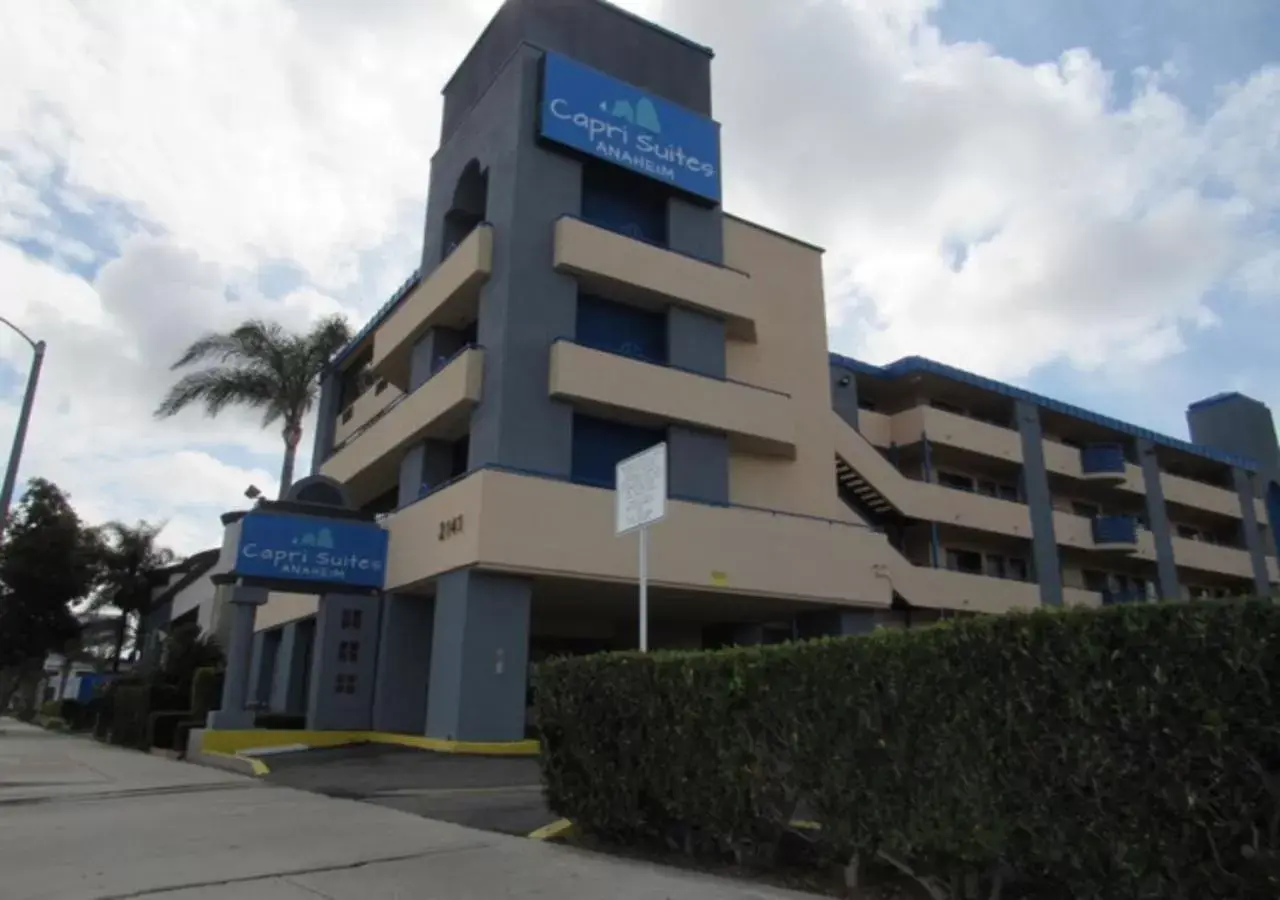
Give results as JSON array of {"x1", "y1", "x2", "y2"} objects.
[{"x1": 540, "y1": 53, "x2": 722, "y2": 203}]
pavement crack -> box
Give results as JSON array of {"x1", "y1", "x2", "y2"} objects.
[
  {"x1": 93, "y1": 843, "x2": 494, "y2": 899},
  {"x1": 0, "y1": 781, "x2": 259, "y2": 809}
]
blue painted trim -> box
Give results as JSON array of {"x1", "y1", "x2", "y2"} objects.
[
  {"x1": 552, "y1": 337, "x2": 790, "y2": 398},
  {"x1": 328, "y1": 224, "x2": 495, "y2": 373},
  {"x1": 326, "y1": 344, "x2": 482, "y2": 460},
  {"x1": 558, "y1": 214, "x2": 751, "y2": 278},
  {"x1": 1081, "y1": 443, "x2": 1126, "y2": 476},
  {"x1": 830, "y1": 352, "x2": 1259, "y2": 471},
  {"x1": 391, "y1": 460, "x2": 883, "y2": 533}
]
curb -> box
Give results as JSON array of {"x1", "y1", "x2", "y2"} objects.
[{"x1": 196, "y1": 728, "x2": 539, "y2": 759}]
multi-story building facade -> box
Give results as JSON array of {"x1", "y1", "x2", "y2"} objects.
[{"x1": 244, "y1": 0, "x2": 1280, "y2": 743}]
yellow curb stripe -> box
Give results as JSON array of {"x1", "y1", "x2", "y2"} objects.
[
  {"x1": 528, "y1": 818, "x2": 575, "y2": 841},
  {"x1": 205, "y1": 750, "x2": 272, "y2": 776},
  {"x1": 196, "y1": 729, "x2": 540, "y2": 758}
]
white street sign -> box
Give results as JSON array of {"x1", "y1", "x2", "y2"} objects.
[
  {"x1": 615, "y1": 442, "x2": 667, "y2": 536},
  {"x1": 615, "y1": 442, "x2": 667, "y2": 652}
]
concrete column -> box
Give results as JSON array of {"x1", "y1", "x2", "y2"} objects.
[
  {"x1": 371, "y1": 594, "x2": 435, "y2": 734},
  {"x1": 310, "y1": 372, "x2": 340, "y2": 473},
  {"x1": 1234, "y1": 468, "x2": 1271, "y2": 596},
  {"x1": 207, "y1": 585, "x2": 268, "y2": 729},
  {"x1": 306, "y1": 593, "x2": 382, "y2": 731},
  {"x1": 425, "y1": 570, "x2": 531, "y2": 743},
  {"x1": 246, "y1": 632, "x2": 266, "y2": 707},
  {"x1": 1138, "y1": 439, "x2": 1179, "y2": 601},
  {"x1": 830, "y1": 366, "x2": 859, "y2": 429},
  {"x1": 1015, "y1": 400, "x2": 1063, "y2": 606}
]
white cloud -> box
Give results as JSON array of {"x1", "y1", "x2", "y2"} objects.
[{"x1": 1, "y1": 0, "x2": 1278, "y2": 555}]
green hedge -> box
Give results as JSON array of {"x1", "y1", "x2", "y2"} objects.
[
  {"x1": 110, "y1": 684, "x2": 185, "y2": 749},
  {"x1": 190, "y1": 667, "x2": 223, "y2": 719},
  {"x1": 147, "y1": 710, "x2": 194, "y2": 750},
  {"x1": 536, "y1": 601, "x2": 1280, "y2": 898}
]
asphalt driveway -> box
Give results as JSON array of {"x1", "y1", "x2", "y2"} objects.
[{"x1": 262, "y1": 743, "x2": 557, "y2": 836}]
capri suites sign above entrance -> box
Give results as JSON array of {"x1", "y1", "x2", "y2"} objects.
[
  {"x1": 539, "y1": 52, "x2": 722, "y2": 204},
  {"x1": 233, "y1": 512, "x2": 389, "y2": 590}
]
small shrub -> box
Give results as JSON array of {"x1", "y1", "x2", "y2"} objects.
[
  {"x1": 39, "y1": 699, "x2": 61, "y2": 719},
  {"x1": 255, "y1": 712, "x2": 306, "y2": 730},
  {"x1": 190, "y1": 667, "x2": 223, "y2": 719},
  {"x1": 110, "y1": 683, "x2": 185, "y2": 749},
  {"x1": 147, "y1": 710, "x2": 194, "y2": 750},
  {"x1": 174, "y1": 719, "x2": 205, "y2": 758}
]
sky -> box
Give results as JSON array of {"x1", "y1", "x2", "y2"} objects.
[{"x1": 1, "y1": 0, "x2": 1277, "y2": 556}]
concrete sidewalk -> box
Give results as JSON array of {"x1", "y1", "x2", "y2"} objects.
[{"x1": 0, "y1": 719, "x2": 816, "y2": 900}]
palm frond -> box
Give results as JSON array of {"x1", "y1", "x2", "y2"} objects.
[
  {"x1": 170, "y1": 320, "x2": 288, "y2": 371},
  {"x1": 154, "y1": 367, "x2": 280, "y2": 419}
]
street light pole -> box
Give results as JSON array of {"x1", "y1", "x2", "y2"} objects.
[{"x1": 0, "y1": 317, "x2": 46, "y2": 538}]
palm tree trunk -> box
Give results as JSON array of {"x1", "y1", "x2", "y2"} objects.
[{"x1": 278, "y1": 422, "x2": 302, "y2": 499}]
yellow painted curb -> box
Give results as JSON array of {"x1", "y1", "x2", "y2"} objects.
[
  {"x1": 205, "y1": 750, "x2": 272, "y2": 776},
  {"x1": 197, "y1": 729, "x2": 540, "y2": 758},
  {"x1": 528, "y1": 818, "x2": 575, "y2": 841}
]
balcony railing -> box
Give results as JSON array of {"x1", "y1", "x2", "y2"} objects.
[
  {"x1": 1080, "y1": 443, "x2": 1127, "y2": 480},
  {"x1": 1091, "y1": 514, "x2": 1139, "y2": 550}
]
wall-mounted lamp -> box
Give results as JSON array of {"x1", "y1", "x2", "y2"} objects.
[{"x1": 837, "y1": 375, "x2": 851, "y2": 387}]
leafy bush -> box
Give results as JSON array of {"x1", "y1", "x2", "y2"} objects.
[
  {"x1": 174, "y1": 719, "x2": 205, "y2": 758},
  {"x1": 147, "y1": 710, "x2": 194, "y2": 750},
  {"x1": 39, "y1": 699, "x2": 62, "y2": 719},
  {"x1": 161, "y1": 624, "x2": 223, "y2": 698},
  {"x1": 255, "y1": 712, "x2": 306, "y2": 730},
  {"x1": 536, "y1": 601, "x2": 1280, "y2": 899},
  {"x1": 110, "y1": 684, "x2": 185, "y2": 749},
  {"x1": 190, "y1": 666, "x2": 223, "y2": 719}
]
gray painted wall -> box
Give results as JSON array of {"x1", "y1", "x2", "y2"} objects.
[
  {"x1": 1187, "y1": 394, "x2": 1280, "y2": 478},
  {"x1": 306, "y1": 593, "x2": 382, "y2": 731},
  {"x1": 1234, "y1": 468, "x2": 1271, "y2": 595},
  {"x1": 667, "y1": 427, "x2": 728, "y2": 504},
  {"x1": 1016, "y1": 400, "x2": 1063, "y2": 606},
  {"x1": 372, "y1": 594, "x2": 435, "y2": 734},
  {"x1": 441, "y1": 0, "x2": 713, "y2": 145},
  {"x1": 398, "y1": 440, "x2": 456, "y2": 507},
  {"x1": 409, "y1": 327, "x2": 466, "y2": 392},
  {"x1": 425, "y1": 569, "x2": 532, "y2": 742},
  {"x1": 1137, "y1": 439, "x2": 1179, "y2": 601}
]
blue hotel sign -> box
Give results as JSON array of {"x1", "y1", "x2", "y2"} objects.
[
  {"x1": 234, "y1": 513, "x2": 389, "y2": 590},
  {"x1": 539, "y1": 53, "x2": 722, "y2": 204}
]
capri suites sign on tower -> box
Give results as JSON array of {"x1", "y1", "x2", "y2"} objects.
[{"x1": 539, "y1": 52, "x2": 722, "y2": 204}]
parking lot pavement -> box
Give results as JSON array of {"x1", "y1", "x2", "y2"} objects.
[{"x1": 262, "y1": 743, "x2": 557, "y2": 836}]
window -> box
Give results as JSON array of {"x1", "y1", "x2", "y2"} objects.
[
  {"x1": 1176, "y1": 525, "x2": 1201, "y2": 541},
  {"x1": 337, "y1": 640, "x2": 360, "y2": 663},
  {"x1": 581, "y1": 161, "x2": 667, "y2": 245},
  {"x1": 340, "y1": 609, "x2": 363, "y2": 631},
  {"x1": 938, "y1": 471, "x2": 975, "y2": 492},
  {"x1": 334, "y1": 673, "x2": 358, "y2": 695},
  {"x1": 571, "y1": 414, "x2": 665, "y2": 489},
  {"x1": 931, "y1": 399, "x2": 965, "y2": 415},
  {"x1": 576, "y1": 293, "x2": 667, "y2": 363},
  {"x1": 945, "y1": 549, "x2": 983, "y2": 575},
  {"x1": 1072, "y1": 501, "x2": 1101, "y2": 518},
  {"x1": 977, "y1": 480, "x2": 1020, "y2": 502},
  {"x1": 1006, "y1": 557, "x2": 1029, "y2": 581}
]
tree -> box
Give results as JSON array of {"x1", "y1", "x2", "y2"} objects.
[
  {"x1": 89, "y1": 520, "x2": 178, "y2": 672},
  {"x1": 0, "y1": 479, "x2": 98, "y2": 713},
  {"x1": 158, "y1": 622, "x2": 223, "y2": 697},
  {"x1": 154, "y1": 316, "x2": 353, "y2": 497}
]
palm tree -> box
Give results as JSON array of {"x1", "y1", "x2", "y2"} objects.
[
  {"x1": 90, "y1": 521, "x2": 178, "y2": 672},
  {"x1": 154, "y1": 316, "x2": 353, "y2": 498}
]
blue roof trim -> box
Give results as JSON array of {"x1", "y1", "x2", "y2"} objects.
[
  {"x1": 830, "y1": 352, "x2": 1259, "y2": 472},
  {"x1": 329, "y1": 268, "x2": 424, "y2": 373}
]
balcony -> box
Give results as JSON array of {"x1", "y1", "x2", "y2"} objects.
[
  {"x1": 371, "y1": 224, "x2": 493, "y2": 390},
  {"x1": 1080, "y1": 443, "x2": 1127, "y2": 482},
  {"x1": 1171, "y1": 536, "x2": 1258, "y2": 579},
  {"x1": 1091, "y1": 514, "x2": 1139, "y2": 552},
  {"x1": 1160, "y1": 471, "x2": 1243, "y2": 519},
  {"x1": 550, "y1": 340, "x2": 795, "y2": 457},
  {"x1": 553, "y1": 216, "x2": 759, "y2": 341},
  {"x1": 321, "y1": 347, "x2": 485, "y2": 505}
]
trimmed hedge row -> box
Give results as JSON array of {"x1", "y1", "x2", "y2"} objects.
[{"x1": 536, "y1": 601, "x2": 1280, "y2": 898}]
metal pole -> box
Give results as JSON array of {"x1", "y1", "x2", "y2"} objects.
[
  {"x1": 0, "y1": 329, "x2": 45, "y2": 537},
  {"x1": 638, "y1": 525, "x2": 649, "y2": 652}
]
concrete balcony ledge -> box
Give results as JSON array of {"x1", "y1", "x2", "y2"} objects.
[
  {"x1": 549, "y1": 339, "x2": 795, "y2": 457},
  {"x1": 553, "y1": 216, "x2": 759, "y2": 341},
  {"x1": 321, "y1": 347, "x2": 485, "y2": 505},
  {"x1": 371, "y1": 224, "x2": 493, "y2": 390}
]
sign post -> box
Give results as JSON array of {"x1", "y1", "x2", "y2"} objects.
[{"x1": 615, "y1": 443, "x2": 667, "y2": 652}]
